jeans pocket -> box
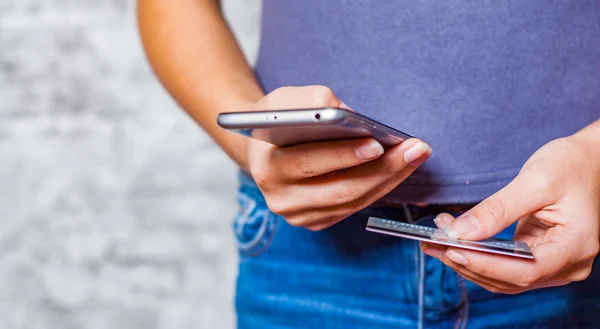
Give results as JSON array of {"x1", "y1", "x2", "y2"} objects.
[{"x1": 232, "y1": 176, "x2": 279, "y2": 258}]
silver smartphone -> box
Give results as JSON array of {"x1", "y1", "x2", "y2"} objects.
[
  {"x1": 366, "y1": 217, "x2": 534, "y2": 259},
  {"x1": 217, "y1": 107, "x2": 413, "y2": 147}
]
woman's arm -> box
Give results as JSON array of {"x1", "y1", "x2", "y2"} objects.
[
  {"x1": 137, "y1": 0, "x2": 435, "y2": 231},
  {"x1": 137, "y1": 0, "x2": 264, "y2": 170}
]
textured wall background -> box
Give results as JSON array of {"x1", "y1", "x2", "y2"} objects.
[{"x1": 0, "y1": 1, "x2": 261, "y2": 328}]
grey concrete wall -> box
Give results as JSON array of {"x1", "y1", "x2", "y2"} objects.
[{"x1": 0, "y1": 1, "x2": 261, "y2": 328}]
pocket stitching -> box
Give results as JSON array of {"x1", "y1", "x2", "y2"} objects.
[
  {"x1": 243, "y1": 213, "x2": 279, "y2": 258},
  {"x1": 234, "y1": 192, "x2": 257, "y2": 242},
  {"x1": 236, "y1": 209, "x2": 268, "y2": 250},
  {"x1": 234, "y1": 192, "x2": 279, "y2": 257}
]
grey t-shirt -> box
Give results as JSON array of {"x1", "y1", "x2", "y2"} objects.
[{"x1": 254, "y1": 1, "x2": 600, "y2": 203}]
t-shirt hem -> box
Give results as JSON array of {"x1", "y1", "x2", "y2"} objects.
[{"x1": 380, "y1": 176, "x2": 514, "y2": 204}]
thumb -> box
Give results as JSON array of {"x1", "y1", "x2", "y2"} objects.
[{"x1": 443, "y1": 172, "x2": 553, "y2": 240}]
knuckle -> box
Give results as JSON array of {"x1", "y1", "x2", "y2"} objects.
[
  {"x1": 264, "y1": 86, "x2": 298, "y2": 109},
  {"x1": 305, "y1": 225, "x2": 321, "y2": 232},
  {"x1": 385, "y1": 160, "x2": 400, "y2": 174},
  {"x1": 249, "y1": 162, "x2": 274, "y2": 187},
  {"x1": 570, "y1": 267, "x2": 593, "y2": 282},
  {"x1": 270, "y1": 147, "x2": 285, "y2": 162},
  {"x1": 333, "y1": 188, "x2": 352, "y2": 205},
  {"x1": 311, "y1": 85, "x2": 336, "y2": 106},
  {"x1": 517, "y1": 271, "x2": 540, "y2": 288},
  {"x1": 306, "y1": 223, "x2": 330, "y2": 231},
  {"x1": 485, "y1": 286, "x2": 502, "y2": 294},
  {"x1": 331, "y1": 208, "x2": 355, "y2": 221},
  {"x1": 270, "y1": 86, "x2": 293, "y2": 97},
  {"x1": 293, "y1": 151, "x2": 316, "y2": 177},
  {"x1": 383, "y1": 156, "x2": 403, "y2": 174},
  {"x1": 528, "y1": 171, "x2": 554, "y2": 191},
  {"x1": 334, "y1": 146, "x2": 351, "y2": 167},
  {"x1": 383, "y1": 148, "x2": 410, "y2": 174},
  {"x1": 345, "y1": 196, "x2": 367, "y2": 214},
  {"x1": 272, "y1": 86, "x2": 291, "y2": 92},
  {"x1": 332, "y1": 182, "x2": 359, "y2": 205},
  {"x1": 284, "y1": 215, "x2": 307, "y2": 228},
  {"x1": 251, "y1": 169, "x2": 270, "y2": 187},
  {"x1": 583, "y1": 242, "x2": 600, "y2": 261},
  {"x1": 473, "y1": 265, "x2": 492, "y2": 278},
  {"x1": 265, "y1": 197, "x2": 288, "y2": 216},
  {"x1": 478, "y1": 196, "x2": 508, "y2": 226}
]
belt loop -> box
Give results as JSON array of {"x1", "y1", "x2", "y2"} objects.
[{"x1": 402, "y1": 203, "x2": 415, "y2": 223}]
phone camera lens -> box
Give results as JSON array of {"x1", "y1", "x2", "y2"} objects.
[
  {"x1": 273, "y1": 116, "x2": 277, "y2": 120},
  {"x1": 314, "y1": 113, "x2": 321, "y2": 120}
]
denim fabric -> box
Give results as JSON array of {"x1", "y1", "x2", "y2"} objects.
[{"x1": 234, "y1": 173, "x2": 600, "y2": 329}]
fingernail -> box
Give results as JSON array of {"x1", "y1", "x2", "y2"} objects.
[
  {"x1": 446, "y1": 250, "x2": 468, "y2": 265},
  {"x1": 443, "y1": 214, "x2": 480, "y2": 239},
  {"x1": 403, "y1": 142, "x2": 431, "y2": 163},
  {"x1": 355, "y1": 140, "x2": 384, "y2": 160},
  {"x1": 422, "y1": 246, "x2": 443, "y2": 259},
  {"x1": 433, "y1": 216, "x2": 454, "y2": 229}
]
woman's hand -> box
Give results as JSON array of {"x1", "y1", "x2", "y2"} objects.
[
  {"x1": 422, "y1": 130, "x2": 600, "y2": 294},
  {"x1": 246, "y1": 85, "x2": 432, "y2": 230}
]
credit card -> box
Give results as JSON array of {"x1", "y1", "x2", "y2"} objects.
[{"x1": 366, "y1": 217, "x2": 534, "y2": 259}]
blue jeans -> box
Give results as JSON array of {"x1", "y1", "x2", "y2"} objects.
[{"x1": 233, "y1": 173, "x2": 600, "y2": 328}]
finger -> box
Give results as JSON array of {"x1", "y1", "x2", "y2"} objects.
[
  {"x1": 295, "y1": 138, "x2": 428, "y2": 201},
  {"x1": 271, "y1": 138, "x2": 384, "y2": 181},
  {"x1": 277, "y1": 139, "x2": 431, "y2": 215},
  {"x1": 455, "y1": 270, "x2": 524, "y2": 294},
  {"x1": 421, "y1": 243, "x2": 522, "y2": 293},
  {"x1": 513, "y1": 217, "x2": 549, "y2": 242},
  {"x1": 296, "y1": 214, "x2": 346, "y2": 231},
  {"x1": 454, "y1": 268, "x2": 520, "y2": 293},
  {"x1": 420, "y1": 242, "x2": 448, "y2": 255},
  {"x1": 442, "y1": 171, "x2": 558, "y2": 240},
  {"x1": 432, "y1": 213, "x2": 455, "y2": 230},
  {"x1": 489, "y1": 264, "x2": 589, "y2": 291},
  {"x1": 423, "y1": 242, "x2": 588, "y2": 292},
  {"x1": 538, "y1": 263, "x2": 593, "y2": 288},
  {"x1": 433, "y1": 237, "x2": 571, "y2": 288},
  {"x1": 483, "y1": 261, "x2": 592, "y2": 291},
  {"x1": 261, "y1": 85, "x2": 345, "y2": 110},
  {"x1": 281, "y1": 161, "x2": 426, "y2": 228}
]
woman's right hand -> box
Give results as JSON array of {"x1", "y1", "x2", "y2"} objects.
[{"x1": 246, "y1": 86, "x2": 431, "y2": 231}]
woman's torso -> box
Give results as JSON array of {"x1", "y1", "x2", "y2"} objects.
[{"x1": 255, "y1": 0, "x2": 600, "y2": 203}]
